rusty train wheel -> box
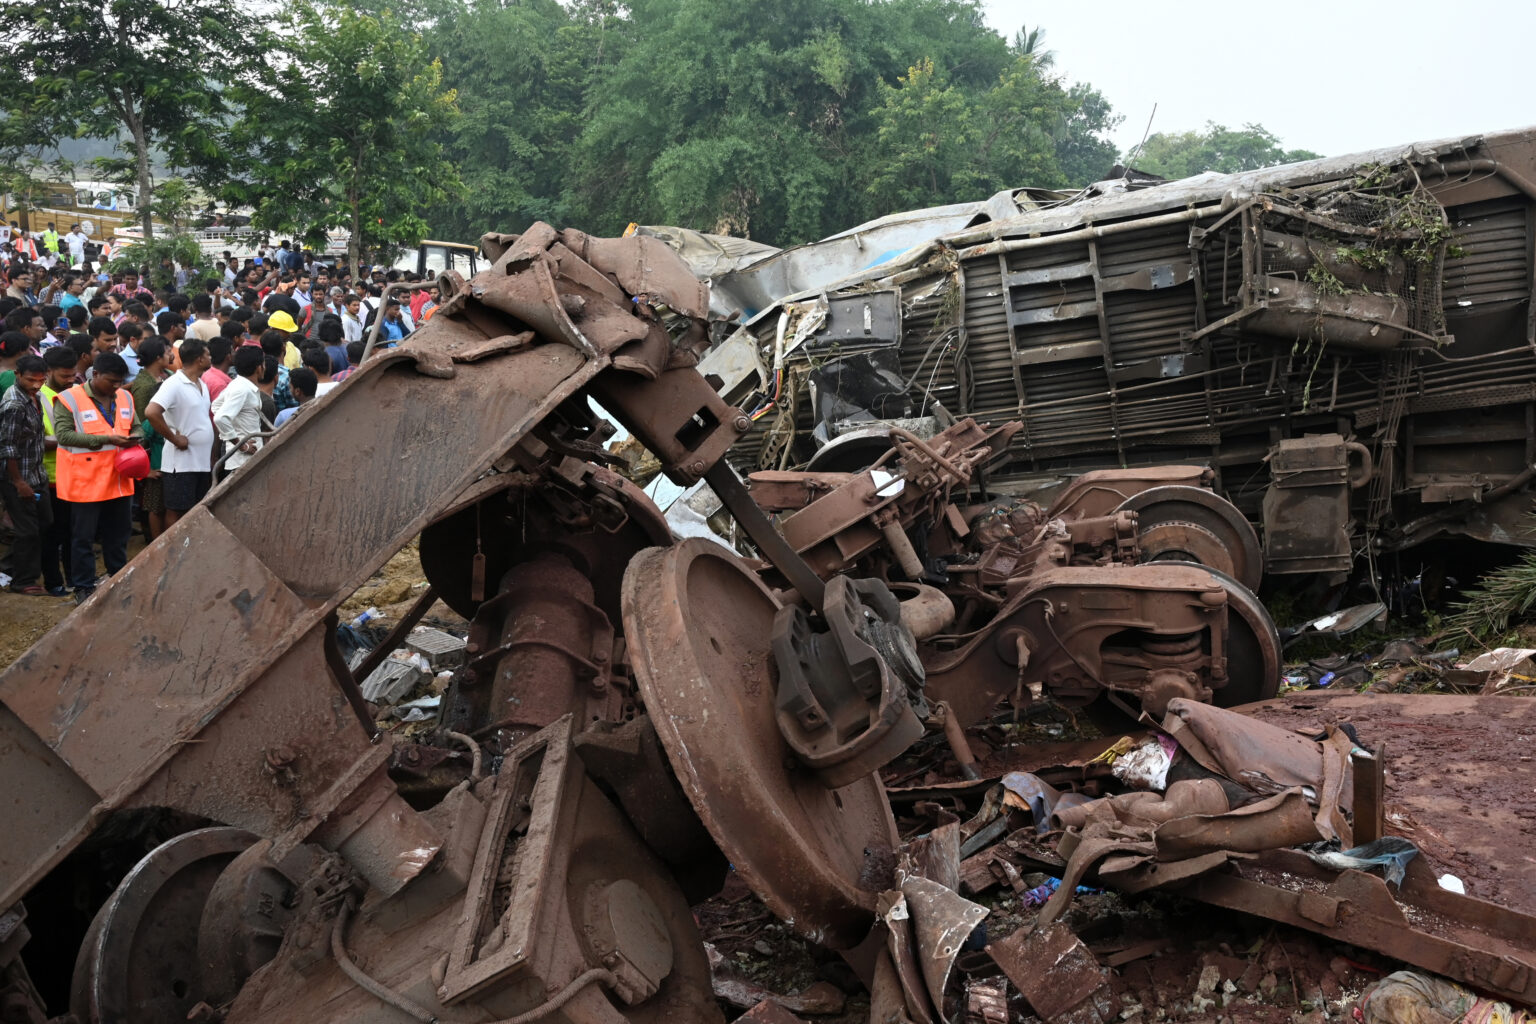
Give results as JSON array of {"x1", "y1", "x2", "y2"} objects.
[
  {"x1": 70, "y1": 827, "x2": 257, "y2": 1024},
  {"x1": 621, "y1": 539, "x2": 899, "y2": 949},
  {"x1": 1116, "y1": 485, "x2": 1264, "y2": 593},
  {"x1": 1169, "y1": 561, "x2": 1281, "y2": 707}
]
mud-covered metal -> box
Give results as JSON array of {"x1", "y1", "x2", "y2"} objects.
[{"x1": 622, "y1": 539, "x2": 899, "y2": 949}]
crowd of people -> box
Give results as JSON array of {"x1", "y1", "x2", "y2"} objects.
[{"x1": 0, "y1": 231, "x2": 445, "y2": 602}]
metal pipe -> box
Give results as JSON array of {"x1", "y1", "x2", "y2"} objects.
[
  {"x1": 934, "y1": 700, "x2": 980, "y2": 781},
  {"x1": 362, "y1": 279, "x2": 441, "y2": 362},
  {"x1": 444, "y1": 730, "x2": 483, "y2": 781},
  {"x1": 889, "y1": 426, "x2": 970, "y2": 483},
  {"x1": 879, "y1": 515, "x2": 925, "y2": 579},
  {"x1": 704, "y1": 462, "x2": 827, "y2": 613},
  {"x1": 1422, "y1": 158, "x2": 1536, "y2": 204},
  {"x1": 213, "y1": 428, "x2": 279, "y2": 476},
  {"x1": 331, "y1": 901, "x2": 440, "y2": 1023}
]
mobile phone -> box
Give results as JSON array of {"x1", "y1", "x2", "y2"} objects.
[{"x1": 55, "y1": 317, "x2": 69, "y2": 331}]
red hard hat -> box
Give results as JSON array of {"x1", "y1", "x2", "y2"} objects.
[{"x1": 115, "y1": 444, "x2": 150, "y2": 480}]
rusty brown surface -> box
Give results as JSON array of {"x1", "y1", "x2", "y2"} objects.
[
  {"x1": 1114, "y1": 484, "x2": 1264, "y2": 592},
  {"x1": 1184, "y1": 849, "x2": 1536, "y2": 1004},
  {"x1": 11, "y1": 217, "x2": 1536, "y2": 1024},
  {"x1": 924, "y1": 563, "x2": 1281, "y2": 727},
  {"x1": 986, "y1": 922, "x2": 1114, "y2": 1024},
  {"x1": 623, "y1": 539, "x2": 899, "y2": 950},
  {"x1": 723, "y1": 130, "x2": 1536, "y2": 570},
  {"x1": 1239, "y1": 692, "x2": 1536, "y2": 918}
]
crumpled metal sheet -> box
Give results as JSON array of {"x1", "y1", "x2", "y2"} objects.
[
  {"x1": 875, "y1": 812, "x2": 990, "y2": 1022},
  {"x1": 902, "y1": 876, "x2": 988, "y2": 1014},
  {"x1": 986, "y1": 922, "x2": 1116, "y2": 1024},
  {"x1": 1153, "y1": 788, "x2": 1322, "y2": 860},
  {"x1": 1050, "y1": 778, "x2": 1230, "y2": 831},
  {"x1": 1160, "y1": 698, "x2": 1325, "y2": 793}
]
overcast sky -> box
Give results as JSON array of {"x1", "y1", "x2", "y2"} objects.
[{"x1": 979, "y1": 0, "x2": 1536, "y2": 160}]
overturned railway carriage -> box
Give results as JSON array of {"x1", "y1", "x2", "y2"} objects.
[{"x1": 711, "y1": 128, "x2": 1536, "y2": 578}]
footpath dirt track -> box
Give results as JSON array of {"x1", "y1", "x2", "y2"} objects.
[
  {"x1": 0, "y1": 589, "x2": 70, "y2": 668},
  {"x1": 0, "y1": 534, "x2": 149, "y2": 668}
]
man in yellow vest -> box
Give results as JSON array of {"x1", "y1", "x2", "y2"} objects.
[
  {"x1": 53, "y1": 352, "x2": 140, "y2": 603},
  {"x1": 37, "y1": 346, "x2": 79, "y2": 595}
]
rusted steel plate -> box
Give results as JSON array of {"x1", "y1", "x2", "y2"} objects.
[
  {"x1": 986, "y1": 922, "x2": 1114, "y2": 1024},
  {"x1": 622, "y1": 539, "x2": 899, "y2": 949},
  {"x1": 0, "y1": 322, "x2": 604, "y2": 910},
  {"x1": 1164, "y1": 692, "x2": 1536, "y2": 1004},
  {"x1": 206, "y1": 341, "x2": 601, "y2": 601},
  {"x1": 0, "y1": 508, "x2": 312, "y2": 790},
  {"x1": 0, "y1": 702, "x2": 97, "y2": 905},
  {"x1": 1184, "y1": 850, "x2": 1536, "y2": 1004}
]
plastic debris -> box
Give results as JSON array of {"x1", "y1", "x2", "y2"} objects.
[
  {"x1": 1438, "y1": 874, "x2": 1466, "y2": 895},
  {"x1": 360, "y1": 650, "x2": 431, "y2": 703},
  {"x1": 1110, "y1": 735, "x2": 1177, "y2": 791},
  {"x1": 1306, "y1": 836, "x2": 1420, "y2": 887}
]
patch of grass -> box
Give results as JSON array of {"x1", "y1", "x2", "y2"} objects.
[{"x1": 1446, "y1": 547, "x2": 1536, "y2": 639}]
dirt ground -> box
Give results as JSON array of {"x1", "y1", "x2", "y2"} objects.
[{"x1": 0, "y1": 534, "x2": 147, "y2": 669}]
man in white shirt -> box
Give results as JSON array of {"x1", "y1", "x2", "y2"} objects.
[
  {"x1": 211, "y1": 347, "x2": 266, "y2": 472},
  {"x1": 340, "y1": 294, "x2": 366, "y2": 343},
  {"x1": 63, "y1": 224, "x2": 88, "y2": 266},
  {"x1": 145, "y1": 337, "x2": 216, "y2": 526}
]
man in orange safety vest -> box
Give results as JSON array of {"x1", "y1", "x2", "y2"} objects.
[{"x1": 53, "y1": 352, "x2": 141, "y2": 603}]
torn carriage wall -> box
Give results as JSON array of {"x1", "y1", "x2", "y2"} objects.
[{"x1": 697, "y1": 127, "x2": 1536, "y2": 575}]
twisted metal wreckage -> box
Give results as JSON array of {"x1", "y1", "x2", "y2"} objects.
[{"x1": 2, "y1": 129, "x2": 1536, "y2": 1024}]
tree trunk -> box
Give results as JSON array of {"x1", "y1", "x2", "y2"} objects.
[
  {"x1": 348, "y1": 195, "x2": 361, "y2": 278},
  {"x1": 123, "y1": 96, "x2": 154, "y2": 241}
]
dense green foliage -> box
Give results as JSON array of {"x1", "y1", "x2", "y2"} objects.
[
  {"x1": 422, "y1": 0, "x2": 1121, "y2": 245},
  {"x1": 0, "y1": 0, "x2": 261, "y2": 239},
  {"x1": 225, "y1": 2, "x2": 462, "y2": 271},
  {"x1": 1130, "y1": 122, "x2": 1322, "y2": 180},
  {"x1": 0, "y1": 0, "x2": 1323, "y2": 253},
  {"x1": 107, "y1": 234, "x2": 213, "y2": 291}
]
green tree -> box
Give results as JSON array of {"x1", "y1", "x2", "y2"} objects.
[
  {"x1": 865, "y1": 54, "x2": 1119, "y2": 212},
  {"x1": 1053, "y1": 83, "x2": 1121, "y2": 186},
  {"x1": 226, "y1": 1, "x2": 462, "y2": 272},
  {"x1": 571, "y1": 0, "x2": 1016, "y2": 246},
  {"x1": 421, "y1": 0, "x2": 613, "y2": 241},
  {"x1": 0, "y1": 0, "x2": 261, "y2": 240},
  {"x1": 1131, "y1": 122, "x2": 1321, "y2": 179},
  {"x1": 107, "y1": 233, "x2": 212, "y2": 291}
]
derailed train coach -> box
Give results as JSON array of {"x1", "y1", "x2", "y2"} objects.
[{"x1": 691, "y1": 126, "x2": 1536, "y2": 583}]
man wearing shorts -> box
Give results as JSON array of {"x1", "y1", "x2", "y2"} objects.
[{"x1": 145, "y1": 337, "x2": 215, "y2": 525}]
